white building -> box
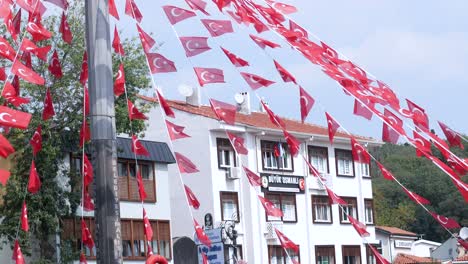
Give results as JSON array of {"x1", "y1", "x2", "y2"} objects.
[
  {"x1": 412, "y1": 240, "x2": 441, "y2": 258},
  {"x1": 141, "y1": 92, "x2": 381, "y2": 264},
  {"x1": 375, "y1": 226, "x2": 419, "y2": 262},
  {"x1": 60, "y1": 137, "x2": 176, "y2": 263}
]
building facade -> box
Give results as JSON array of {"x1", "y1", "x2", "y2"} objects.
[
  {"x1": 59, "y1": 137, "x2": 175, "y2": 263},
  {"x1": 142, "y1": 93, "x2": 381, "y2": 264},
  {"x1": 375, "y1": 226, "x2": 419, "y2": 262}
]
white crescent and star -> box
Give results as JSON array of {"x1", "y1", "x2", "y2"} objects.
[
  {"x1": 170, "y1": 6, "x2": 185, "y2": 18},
  {"x1": 437, "y1": 215, "x2": 449, "y2": 225},
  {"x1": 0, "y1": 113, "x2": 16, "y2": 124},
  {"x1": 133, "y1": 138, "x2": 143, "y2": 150},
  {"x1": 300, "y1": 95, "x2": 309, "y2": 109},
  {"x1": 185, "y1": 39, "x2": 202, "y2": 53}
]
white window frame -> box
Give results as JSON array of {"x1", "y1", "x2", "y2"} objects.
[
  {"x1": 309, "y1": 146, "x2": 329, "y2": 173},
  {"x1": 360, "y1": 163, "x2": 370, "y2": 177},
  {"x1": 336, "y1": 149, "x2": 354, "y2": 176},
  {"x1": 364, "y1": 199, "x2": 374, "y2": 225},
  {"x1": 218, "y1": 138, "x2": 236, "y2": 169}
]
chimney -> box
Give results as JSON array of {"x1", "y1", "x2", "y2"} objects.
[
  {"x1": 258, "y1": 97, "x2": 267, "y2": 113},
  {"x1": 236, "y1": 92, "x2": 251, "y2": 115},
  {"x1": 179, "y1": 84, "x2": 201, "y2": 107}
]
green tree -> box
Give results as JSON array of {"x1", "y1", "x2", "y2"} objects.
[
  {"x1": 371, "y1": 138, "x2": 468, "y2": 242},
  {"x1": 0, "y1": 2, "x2": 150, "y2": 263}
]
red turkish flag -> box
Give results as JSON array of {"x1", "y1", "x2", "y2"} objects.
[
  {"x1": 179, "y1": 36, "x2": 211, "y2": 57},
  {"x1": 406, "y1": 99, "x2": 429, "y2": 130},
  {"x1": 185, "y1": 0, "x2": 209, "y2": 15},
  {"x1": 429, "y1": 211, "x2": 460, "y2": 229},
  {"x1": 348, "y1": 215, "x2": 370, "y2": 237},
  {"x1": 83, "y1": 155, "x2": 93, "y2": 187},
  {"x1": 30, "y1": 125, "x2": 42, "y2": 156},
  {"x1": 157, "y1": 90, "x2": 175, "y2": 118},
  {"x1": 175, "y1": 152, "x2": 199, "y2": 173},
  {"x1": 353, "y1": 98, "x2": 374, "y2": 121},
  {"x1": 0, "y1": 169, "x2": 11, "y2": 185},
  {"x1": 261, "y1": 100, "x2": 286, "y2": 129},
  {"x1": 258, "y1": 195, "x2": 283, "y2": 217},
  {"x1": 376, "y1": 162, "x2": 395, "y2": 181},
  {"x1": 83, "y1": 190, "x2": 94, "y2": 211},
  {"x1": 21, "y1": 201, "x2": 28, "y2": 232},
  {"x1": 2, "y1": 82, "x2": 30, "y2": 107},
  {"x1": 20, "y1": 38, "x2": 51, "y2": 62},
  {"x1": 439, "y1": 121, "x2": 463, "y2": 149},
  {"x1": 274, "y1": 60, "x2": 296, "y2": 84},
  {"x1": 304, "y1": 156, "x2": 322, "y2": 178},
  {"x1": 368, "y1": 244, "x2": 390, "y2": 264},
  {"x1": 0, "y1": 36, "x2": 16, "y2": 61},
  {"x1": 48, "y1": 50, "x2": 63, "y2": 78},
  {"x1": 458, "y1": 239, "x2": 468, "y2": 251},
  {"x1": 42, "y1": 88, "x2": 55, "y2": 120},
  {"x1": 0, "y1": 0, "x2": 11, "y2": 19},
  {"x1": 269, "y1": 1, "x2": 297, "y2": 14},
  {"x1": 402, "y1": 187, "x2": 430, "y2": 205},
  {"x1": 184, "y1": 184, "x2": 200, "y2": 209},
  {"x1": 325, "y1": 186, "x2": 347, "y2": 205},
  {"x1": 299, "y1": 86, "x2": 314, "y2": 123},
  {"x1": 289, "y1": 20, "x2": 307, "y2": 39},
  {"x1": 163, "y1": 5, "x2": 196, "y2": 25},
  {"x1": 275, "y1": 229, "x2": 299, "y2": 253},
  {"x1": 11, "y1": 60, "x2": 44, "y2": 85},
  {"x1": 114, "y1": 63, "x2": 125, "y2": 96},
  {"x1": 146, "y1": 53, "x2": 177, "y2": 74},
  {"x1": 351, "y1": 137, "x2": 370, "y2": 164},
  {"x1": 283, "y1": 130, "x2": 300, "y2": 157},
  {"x1": 0, "y1": 106, "x2": 32, "y2": 129},
  {"x1": 209, "y1": 98, "x2": 236, "y2": 125},
  {"x1": 382, "y1": 109, "x2": 405, "y2": 143},
  {"x1": 201, "y1": 19, "x2": 233, "y2": 37},
  {"x1": 125, "y1": 0, "x2": 142, "y2": 23},
  {"x1": 112, "y1": 26, "x2": 124, "y2": 56},
  {"x1": 194, "y1": 219, "x2": 212, "y2": 247},
  {"x1": 109, "y1": 0, "x2": 119, "y2": 20},
  {"x1": 12, "y1": 240, "x2": 25, "y2": 264},
  {"x1": 84, "y1": 85, "x2": 90, "y2": 115},
  {"x1": 0, "y1": 67, "x2": 5, "y2": 81},
  {"x1": 7, "y1": 10, "x2": 22, "y2": 42},
  {"x1": 202, "y1": 252, "x2": 208, "y2": 264},
  {"x1": 325, "y1": 112, "x2": 340, "y2": 145},
  {"x1": 27, "y1": 20, "x2": 52, "y2": 42},
  {"x1": 166, "y1": 120, "x2": 190, "y2": 140},
  {"x1": 226, "y1": 132, "x2": 248, "y2": 155},
  {"x1": 79, "y1": 120, "x2": 90, "y2": 148},
  {"x1": 79, "y1": 51, "x2": 88, "y2": 86},
  {"x1": 81, "y1": 219, "x2": 95, "y2": 251},
  {"x1": 194, "y1": 67, "x2": 225, "y2": 86},
  {"x1": 0, "y1": 134, "x2": 14, "y2": 159},
  {"x1": 220, "y1": 47, "x2": 249, "y2": 67},
  {"x1": 136, "y1": 170, "x2": 147, "y2": 201},
  {"x1": 137, "y1": 24, "x2": 155, "y2": 53},
  {"x1": 17, "y1": 0, "x2": 42, "y2": 14},
  {"x1": 249, "y1": 34, "x2": 281, "y2": 49},
  {"x1": 44, "y1": 0, "x2": 68, "y2": 10},
  {"x1": 242, "y1": 166, "x2": 262, "y2": 187},
  {"x1": 412, "y1": 129, "x2": 432, "y2": 157},
  {"x1": 143, "y1": 208, "x2": 153, "y2": 241},
  {"x1": 128, "y1": 99, "x2": 147, "y2": 120},
  {"x1": 28, "y1": 160, "x2": 41, "y2": 194},
  {"x1": 59, "y1": 12, "x2": 72, "y2": 44},
  {"x1": 79, "y1": 252, "x2": 88, "y2": 264},
  {"x1": 240, "y1": 72, "x2": 275, "y2": 90},
  {"x1": 131, "y1": 135, "x2": 150, "y2": 156}
]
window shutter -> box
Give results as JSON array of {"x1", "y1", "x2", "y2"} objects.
[{"x1": 121, "y1": 220, "x2": 132, "y2": 240}]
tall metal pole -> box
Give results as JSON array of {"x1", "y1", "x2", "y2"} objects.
[{"x1": 85, "y1": 0, "x2": 123, "y2": 263}]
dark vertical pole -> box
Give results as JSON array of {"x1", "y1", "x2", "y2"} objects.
[{"x1": 85, "y1": 0, "x2": 123, "y2": 263}]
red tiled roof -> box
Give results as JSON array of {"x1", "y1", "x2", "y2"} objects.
[
  {"x1": 394, "y1": 253, "x2": 440, "y2": 264},
  {"x1": 376, "y1": 226, "x2": 418, "y2": 236},
  {"x1": 138, "y1": 95, "x2": 375, "y2": 141},
  {"x1": 454, "y1": 255, "x2": 468, "y2": 261}
]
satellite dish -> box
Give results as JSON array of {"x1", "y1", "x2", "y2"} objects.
[
  {"x1": 178, "y1": 84, "x2": 193, "y2": 97},
  {"x1": 460, "y1": 227, "x2": 468, "y2": 240},
  {"x1": 234, "y1": 93, "x2": 245, "y2": 104}
]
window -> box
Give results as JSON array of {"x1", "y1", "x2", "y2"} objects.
[
  {"x1": 61, "y1": 218, "x2": 96, "y2": 258},
  {"x1": 339, "y1": 197, "x2": 357, "y2": 224},
  {"x1": 312, "y1": 195, "x2": 332, "y2": 223},
  {"x1": 121, "y1": 219, "x2": 172, "y2": 260},
  {"x1": 265, "y1": 193, "x2": 297, "y2": 222},
  {"x1": 220, "y1": 192, "x2": 240, "y2": 222},
  {"x1": 335, "y1": 149, "x2": 354, "y2": 177},
  {"x1": 261, "y1": 141, "x2": 293, "y2": 171},
  {"x1": 268, "y1": 245, "x2": 300, "y2": 264},
  {"x1": 366, "y1": 244, "x2": 382, "y2": 264},
  {"x1": 364, "y1": 199, "x2": 374, "y2": 225},
  {"x1": 118, "y1": 160, "x2": 156, "y2": 202},
  {"x1": 315, "y1": 245, "x2": 335, "y2": 264},
  {"x1": 342, "y1": 245, "x2": 361, "y2": 264},
  {"x1": 360, "y1": 163, "x2": 370, "y2": 178},
  {"x1": 308, "y1": 146, "x2": 329, "y2": 174},
  {"x1": 217, "y1": 138, "x2": 236, "y2": 168},
  {"x1": 224, "y1": 245, "x2": 243, "y2": 264}
]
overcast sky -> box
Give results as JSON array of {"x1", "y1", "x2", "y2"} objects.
[{"x1": 112, "y1": 0, "x2": 468, "y2": 140}]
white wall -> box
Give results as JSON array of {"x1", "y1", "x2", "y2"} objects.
[
  {"x1": 412, "y1": 240, "x2": 441, "y2": 258},
  {"x1": 376, "y1": 232, "x2": 417, "y2": 262}
]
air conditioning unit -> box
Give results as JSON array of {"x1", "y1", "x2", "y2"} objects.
[
  {"x1": 226, "y1": 167, "x2": 241, "y2": 180},
  {"x1": 264, "y1": 222, "x2": 283, "y2": 240}
]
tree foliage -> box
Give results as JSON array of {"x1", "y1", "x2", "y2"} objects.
[
  {"x1": 371, "y1": 138, "x2": 468, "y2": 242},
  {"x1": 0, "y1": 1, "x2": 150, "y2": 263}
]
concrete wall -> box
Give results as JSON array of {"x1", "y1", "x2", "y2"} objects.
[
  {"x1": 432, "y1": 237, "x2": 458, "y2": 261},
  {"x1": 411, "y1": 240, "x2": 441, "y2": 258}
]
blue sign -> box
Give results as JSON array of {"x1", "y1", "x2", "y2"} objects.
[
  {"x1": 194, "y1": 228, "x2": 222, "y2": 245},
  {"x1": 198, "y1": 242, "x2": 225, "y2": 264}
]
